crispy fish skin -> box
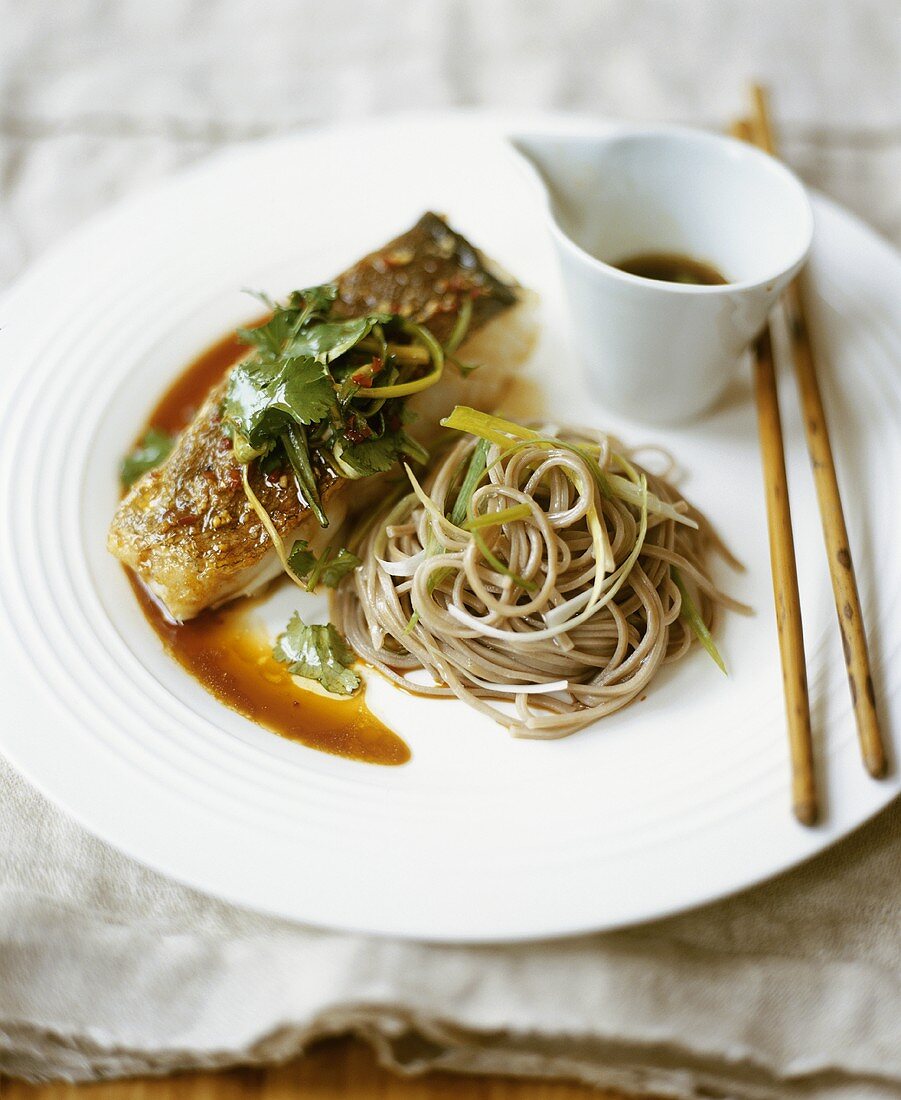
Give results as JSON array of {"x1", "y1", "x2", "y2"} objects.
[
  {"x1": 333, "y1": 212, "x2": 516, "y2": 341},
  {"x1": 108, "y1": 214, "x2": 529, "y2": 621},
  {"x1": 109, "y1": 381, "x2": 345, "y2": 619}
]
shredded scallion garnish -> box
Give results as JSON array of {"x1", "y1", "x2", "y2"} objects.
[{"x1": 673, "y1": 567, "x2": 727, "y2": 674}]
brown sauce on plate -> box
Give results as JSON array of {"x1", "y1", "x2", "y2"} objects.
[
  {"x1": 129, "y1": 327, "x2": 410, "y2": 767},
  {"x1": 612, "y1": 252, "x2": 728, "y2": 286},
  {"x1": 150, "y1": 327, "x2": 248, "y2": 432}
]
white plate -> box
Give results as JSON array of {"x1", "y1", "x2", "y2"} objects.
[{"x1": 0, "y1": 112, "x2": 898, "y2": 943}]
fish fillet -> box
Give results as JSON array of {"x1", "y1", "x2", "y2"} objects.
[{"x1": 108, "y1": 214, "x2": 534, "y2": 621}]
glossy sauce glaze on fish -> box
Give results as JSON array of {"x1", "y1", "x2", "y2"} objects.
[{"x1": 108, "y1": 214, "x2": 534, "y2": 621}]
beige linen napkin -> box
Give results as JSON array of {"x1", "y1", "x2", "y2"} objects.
[
  {"x1": 2, "y1": 758, "x2": 900, "y2": 1098},
  {"x1": 1, "y1": 1, "x2": 899, "y2": 1096}
]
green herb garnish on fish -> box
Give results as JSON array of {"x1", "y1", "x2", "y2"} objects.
[
  {"x1": 120, "y1": 428, "x2": 176, "y2": 488},
  {"x1": 223, "y1": 286, "x2": 463, "y2": 526}
]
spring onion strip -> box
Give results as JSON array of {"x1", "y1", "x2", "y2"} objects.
[
  {"x1": 358, "y1": 337, "x2": 430, "y2": 364},
  {"x1": 440, "y1": 406, "x2": 540, "y2": 448},
  {"x1": 444, "y1": 298, "x2": 473, "y2": 356},
  {"x1": 673, "y1": 567, "x2": 727, "y2": 674},
  {"x1": 466, "y1": 504, "x2": 537, "y2": 592},
  {"x1": 544, "y1": 474, "x2": 648, "y2": 628},
  {"x1": 327, "y1": 442, "x2": 362, "y2": 481},
  {"x1": 608, "y1": 474, "x2": 697, "y2": 527},
  {"x1": 404, "y1": 464, "x2": 467, "y2": 541},
  {"x1": 376, "y1": 549, "x2": 428, "y2": 577},
  {"x1": 419, "y1": 439, "x2": 494, "y2": 600},
  {"x1": 282, "y1": 424, "x2": 328, "y2": 527},
  {"x1": 611, "y1": 450, "x2": 641, "y2": 483},
  {"x1": 586, "y1": 501, "x2": 614, "y2": 595},
  {"x1": 465, "y1": 503, "x2": 533, "y2": 531},
  {"x1": 240, "y1": 465, "x2": 307, "y2": 592},
  {"x1": 365, "y1": 322, "x2": 444, "y2": 398},
  {"x1": 450, "y1": 437, "x2": 490, "y2": 526}
]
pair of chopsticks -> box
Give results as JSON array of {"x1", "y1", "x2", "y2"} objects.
[{"x1": 731, "y1": 86, "x2": 886, "y2": 825}]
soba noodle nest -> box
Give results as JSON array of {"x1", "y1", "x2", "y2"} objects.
[{"x1": 334, "y1": 426, "x2": 747, "y2": 738}]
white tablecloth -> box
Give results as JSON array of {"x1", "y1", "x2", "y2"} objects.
[{"x1": 1, "y1": 2, "x2": 899, "y2": 1096}]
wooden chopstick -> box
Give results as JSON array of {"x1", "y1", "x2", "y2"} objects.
[
  {"x1": 749, "y1": 85, "x2": 887, "y2": 779},
  {"x1": 731, "y1": 118, "x2": 818, "y2": 825}
]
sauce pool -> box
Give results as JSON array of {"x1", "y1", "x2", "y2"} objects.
[
  {"x1": 129, "y1": 327, "x2": 410, "y2": 767},
  {"x1": 150, "y1": 328, "x2": 247, "y2": 433}
]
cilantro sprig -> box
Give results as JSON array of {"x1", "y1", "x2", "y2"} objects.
[
  {"x1": 287, "y1": 539, "x2": 361, "y2": 591},
  {"x1": 273, "y1": 612, "x2": 361, "y2": 696},
  {"x1": 223, "y1": 284, "x2": 452, "y2": 530}
]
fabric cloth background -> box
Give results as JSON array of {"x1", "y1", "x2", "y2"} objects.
[{"x1": 1, "y1": 2, "x2": 899, "y2": 1097}]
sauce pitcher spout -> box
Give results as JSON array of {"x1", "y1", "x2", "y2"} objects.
[{"x1": 509, "y1": 133, "x2": 611, "y2": 249}]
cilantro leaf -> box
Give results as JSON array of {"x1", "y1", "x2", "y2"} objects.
[
  {"x1": 237, "y1": 310, "x2": 297, "y2": 357},
  {"x1": 317, "y1": 546, "x2": 362, "y2": 587},
  {"x1": 273, "y1": 612, "x2": 361, "y2": 696},
  {"x1": 285, "y1": 315, "x2": 391, "y2": 364},
  {"x1": 338, "y1": 431, "x2": 427, "y2": 477},
  {"x1": 336, "y1": 435, "x2": 400, "y2": 476},
  {"x1": 238, "y1": 285, "x2": 339, "y2": 356},
  {"x1": 286, "y1": 539, "x2": 317, "y2": 579},
  {"x1": 120, "y1": 428, "x2": 176, "y2": 488},
  {"x1": 224, "y1": 355, "x2": 337, "y2": 448},
  {"x1": 288, "y1": 284, "x2": 338, "y2": 316},
  {"x1": 226, "y1": 290, "x2": 386, "y2": 454},
  {"x1": 288, "y1": 540, "x2": 361, "y2": 590}
]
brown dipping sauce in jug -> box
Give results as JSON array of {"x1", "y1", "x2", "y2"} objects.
[{"x1": 612, "y1": 252, "x2": 728, "y2": 286}]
